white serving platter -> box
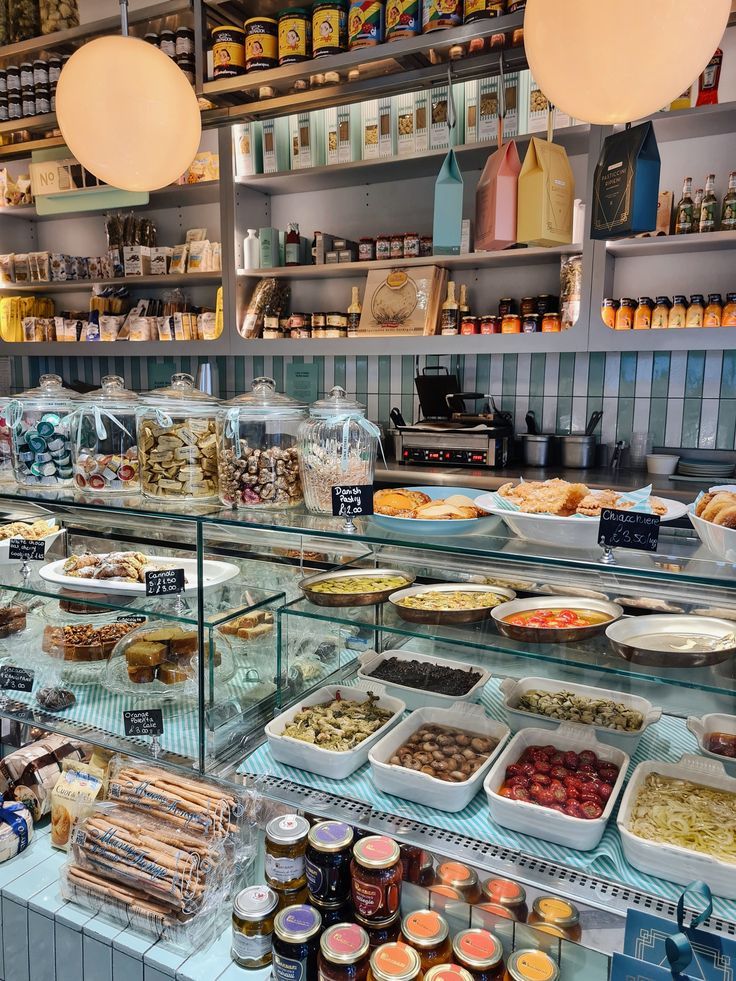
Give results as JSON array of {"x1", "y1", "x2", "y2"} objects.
[
  {"x1": 38, "y1": 556, "x2": 239, "y2": 595},
  {"x1": 356, "y1": 649, "x2": 492, "y2": 710},
  {"x1": 371, "y1": 486, "x2": 500, "y2": 537}
]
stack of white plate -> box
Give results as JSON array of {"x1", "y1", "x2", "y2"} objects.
[{"x1": 676, "y1": 458, "x2": 735, "y2": 479}]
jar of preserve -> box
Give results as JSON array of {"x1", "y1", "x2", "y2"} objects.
[
  {"x1": 704, "y1": 292, "x2": 723, "y2": 328},
  {"x1": 424, "y1": 967, "x2": 474, "y2": 981},
  {"x1": 498, "y1": 297, "x2": 515, "y2": 316},
  {"x1": 351, "y1": 836, "x2": 402, "y2": 921},
  {"x1": 279, "y1": 8, "x2": 311, "y2": 64},
  {"x1": 540, "y1": 313, "x2": 560, "y2": 333},
  {"x1": 522, "y1": 314, "x2": 540, "y2": 334},
  {"x1": 615, "y1": 297, "x2": 635, "y2": 330},
  {"x1": 722, "y1": 292, "x2": 736, "y2": 327},
  {"x1": 528, "y1": 896, "x2": 582, "y2": 942},
  {"x1": 401, "y1": 909, "x2": 452, "y2": 972},
  {"x1": 503, "y1": 949, "x2": 559, "y2": 981},
  {"x1": 686, "y1": 294, "x2": 705, "y2": 328},
  {"x1": 355, "y1": 911, "x2": 401, "y2": 949},
  {"x1": 231, "y1": 885, "x2": 279, "y2": 969},
  {"x1": 668, "y1": 294, "x2": 688, "y2": 329},
  {"x1": 536, "y1": 293, "x2": 558, "y2": 315},
  {"x1": 266, "y1": 814, "x2": 310, "y2": 890},
  {"x1": 312, "y1": 897, "x2": 354, "y2": 928},
  {"x1": 476, "y1": 902, "x2": 515, "y2": 922},
  {"x1": 501, "y1": 314, "x2": 521, "y2": 334},
  {"x1": 453, "y1": 928, "x2": 505, "y2": 979},
  {"x1": 319, "y1": 923, "x2": 370, "y2": 980},
  {"x1": 312, "y1": 0, "x2": 348, "y2": 57},
  {"x1": 359, "y1": 238, "x2": 376, "y2": 261},
  {"x1": 461, "y1": 315, "x2": 480, "y2": 335},
  {"x1": 276, "y1": 883, "x2": 310, "y2": 909},
  {"x1": 601, "y1": 297, "x2": 619, "y2": 328},
  {"x1": 651, "y1": 296, "x2": 671, "y2": 329},
  {"x1": 404, "y1": 231, "x2": 420, "y2": 258},
  {"x1": 369, "y1": 941, "x2": 423, "y2": 981},
  {"x1": 429, "y1": 884, "x2": 463, "y2": 902},
  {"x1": 306, "y1": 821, "x2": 354, "y2": 903},
  {"x1": 273, "y1": 905, "x2": 322, "y2": 981},
  {"x1": 400, "y1": 844, "x2": 433, "y2": 885},
  {"x1": 436, "y1": 862, "x2": 481, "y2": 902},
  {"x1": 481, "y1": 878, "x2": 528, "y2": 921},
  {"x1": 520, "y1": 296, "x2": 537, "y2": 316},
  {"x1": 420, "y1": 236, "x2": 433, "y2": 257},
  {"x1": 376, "y1": 234, "x2": 391, "y2": 260},
  {"x1": 633, "y1": 297, "x2": 653, "y2": 330},
  {"x1": 480, "y1": 315, "x2": 501, "y2": 335},
  {"x1": 390, "y1": 234, "x2": 404, "y2": 260}
]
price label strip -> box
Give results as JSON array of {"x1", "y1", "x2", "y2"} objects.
[
  {"x1": 145, "y1": 568, "x2": 185, "y2": 597},
  {"x1": 598, "y1": 508, "x2": 660, "y2": 558}
]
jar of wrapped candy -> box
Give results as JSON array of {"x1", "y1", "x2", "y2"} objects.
[
  {"x1": 218, "y1": 377, "x2": 306, "y2": 509},
  {"x1": 71, "y1": 376, "x2": 139, "y2": 495},
  {"x1": 7, "y1": 374, "x2": 75, "y2": 487},
  {"x1": 137, "y1": 373, "x2": 220, "y2": 501},
  {"x1": 296, "y1": 386, "x2": 379, "y2": 514}
]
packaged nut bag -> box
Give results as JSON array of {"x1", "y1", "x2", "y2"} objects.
[{"x1": 51, "y1": 760, "x2": 103, "y2": 850}]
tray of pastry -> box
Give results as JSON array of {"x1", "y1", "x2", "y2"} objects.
[{"x1": 39, "y1": 552, "x2": 239, "y2": 595}]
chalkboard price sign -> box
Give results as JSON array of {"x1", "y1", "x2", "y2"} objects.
[
  {"x1": 598, "y1": 508, "x2": 660, "y2": 553},
  {"x1": 116, "y1": 615, "x2": 147, "y2": 625},
  {"x1": 145, "y1": 568, "x2": 185, "y2": 597},
  {"x1": 8, "y1": 538, "x2": 45, "y2": 561},
  {"x1": 123, "y1": 709, "x2": 164, "y2": 737},
  {"x1": 331, "y1": 484, "x2": 374, "y2": 518},
  {"x1": 0, "y1": 666, "x2": 34, "y2": 693}
]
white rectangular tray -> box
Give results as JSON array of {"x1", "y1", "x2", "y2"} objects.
[
  {"x1": 266, "y1": 682, "x2": 405, "y2": 779},
  {"x1": 483, "y1": 723, "x2": 630, "y2": 851},
  {"x1": 499, "y1": 676, "x2": 661, "y2": 753},
  {"x1": 369, "y1": 704, "x2": 509, "y2": 812},
  {"x1": 356, "y1": 649, "x2": 492, "y2": 711},
  {"x1": 617, "y1": 753, "x2": 736, "y2": 899},
  {"x1": 38, "y1": 556, "x2": 239, "y2": 595}
]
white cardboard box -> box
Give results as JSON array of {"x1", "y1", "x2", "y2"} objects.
[{"x1": 396, "y1": 92, "x2": 416, "y2": 156}]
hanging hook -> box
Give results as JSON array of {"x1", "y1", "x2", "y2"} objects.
[
  {"x1": 497, "y1": 49, "x2": 506, "y2": 148},
  {"x1": 446, "y1": 63, "x2": 456, "y2": 135},
  {"x1": 119, "y1": 0, "x2": 129, "y2": 37}
]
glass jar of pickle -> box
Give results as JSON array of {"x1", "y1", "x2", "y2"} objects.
[
  {"x1": 601, "y1": 298, "x2": 619, "y2": 328},
  {"x1": 503, "y1": 949, "x2": 559, "y2": 981},
  {"x1": 436, "y1": 861, "x2": 481, "y2": 902},
  {"x1": 351, "y1": 836, "x2": 402, "y2": 921},
  {"x1": 614, "y1": 297, "x2": 635, "y2": 330},
  {"x1": 651, "y1": 296, "x2": 671, "y2": 329},
  {"x1": 266, "y1": 814, "x2": 310, "y2": 890},
  {"x1": 306, "y1": 821, "x2": 354, "y2": 904},
  {"x1": 273, "y1": 905, "x2": 322, "y2": 981},
  {"x1": 369, "y1": 941, "x2": 423, "y2": 981},
  {"x1": 633, "y1": 297, "x2": 653, "y2": 330},
  {"x1": 319, "y1": 923, "x2": 370, "y2": 981},
  {"x1": 527, "y1": 896, "x2": 582, "y2": 942},
  {"x1": 480, "y1": 878, "x2": 528, "y2": 921},
  {"x1": 400, "y1": 910, "x2": 452, "y2": 972},
  {"x1": 355, "y1": 911, "x2": 401, "y2": 949},
  {"x1": 231, "y1": 885, "x2": 279, "y2": 969},
  {"x1": 453, "y1": 928, "x2": 505, "y2": 979}
]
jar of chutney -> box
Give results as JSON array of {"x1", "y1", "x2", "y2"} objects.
[
  {"x1": 355, "y1": 911, "x2": 401, "y2": 949},
  {"x1": 319, "y1": 923, "x2": 371, "y2": 980},
  {"x1": 231, "y1": 885, "x2": 279, "y2": 969},
  {"x1": 400, "y1": 909, "x2": 452, "y2": 972},
  {"x1": 307, "y1": 821, "x2": 354, "y2": 904},
  {"x1": 528, "y1": 896, "x2": 582, "y2": 942},
  {"x1": 453, "y1": 928, "x2": 505, "y2": 979},
  {"x1": 436, "y1": 861, "x2": 481, "y2": 902},
  {"x1": 369, "y1": 942, "x2": 423, "y2": 981},
  {"x1": 351, "y1": 836, "x2": 402, "y2": 921},
  {"x1": 504, "y1": 949, "x2": 559, "y2": 981},
  {"x1": 273, "y1": 904, "x2": 322, "y2": 981},
  {"x1": 481, "y1": 878, "x2": 528, "y2": 921},
  {"x1": 266, "y1": 814, "x2": 310, "y2": 890}
]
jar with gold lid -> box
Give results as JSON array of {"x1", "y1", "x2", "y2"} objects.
[
  {"x1": 311, "y1": 896, "x2": 353, "y2": 928},
  {"x1": 503, "y1": 949, "x2": 559, "y2": 981},
  {"x1": 231, "y1": 885, "x2": 279, "y2": 968},
  {"x1": 276, "y1": 882, "x2": 309, "y2": 909},
  {"x1": 266, "y1": 814, "x2": 310, "y2": 890},
  {"x1": 400, "y1": 909, "x2": 452, "y2": 972},
  {"x1": 351, "y1": 836, "x2": 402, "y2": 921},
  {"x1": 355, "y1": 911, "x2": 401, "y2": 949},
  {"x1": 429, "y1": 884, "x2": 463, "y2": 902},
  {"x1": 319, "y1": 923, "x2": 371, "y2": 981},
  {"x1": 424, "y1": 966, "x2": 474, "y2": 981},
  {"x1": 306, "y1": 820, "x2": 354, "y2": 904},
  {"x1": 527, "y1": 896, "x2": 582, "y2": 942},
  {"x1": 436, "y1": 861, "x2": 481, "y2": 902},
  {"x1": 480, "y1": 878, "x2": 528, "y2": 921},
  {"x1": 453, "y1": 928, "x2": 505, "y2": 980},
  {"x1": 273, "y1": 904, "x2": 322, "y2": 981},
  {"x1": 368, "y1": 941, "x2": 422, "y2": 981}
]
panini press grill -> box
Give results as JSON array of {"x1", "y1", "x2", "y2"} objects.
[{"x1": 391, "y1": 367, "x2": 513, "y2": 468}]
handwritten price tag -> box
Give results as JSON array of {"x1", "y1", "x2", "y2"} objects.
[
  {"x1": 598, "y1": 508, "x2": 660, "y2": 552},
  {"x1": 0, "y1": 665, "x2": 34, "y2": 693},
  {"x1": 8, "y1": 538, "x2": 45, "y2": 561},
  {"x1": 116, "y1": 615, "x2": 147, "y2": 625},
  {"x1": 145, "y1": 569, "x2": 185, "y2": 597},
  {"x1": 331, "y1": 484, "x2": 374, "y2": 518},
  {"x1": 123, "y1": 709, "x2": 164, "y2": 737}
]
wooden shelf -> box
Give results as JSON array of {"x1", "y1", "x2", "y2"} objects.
[
  {"x1": 0, "y1": 339, "x2": 227, "y2": 356},
  {"x1": 0, "y1": 182, "x2": 220, "y2": 221},
  {"x1": 606, "y1": 230, "x2": 736, "y2": 258},
  {"x1": 0, "y1": 272, "x2": 221, "y2": 293}
]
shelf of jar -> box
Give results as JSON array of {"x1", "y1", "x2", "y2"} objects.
[
  {"x1": 0, "y1": 181, "x2": 221, "y2": 220},
  {"x1": 588, "y1": 318, "x2": 736, "y2": 353},
  {"x1": 605, "y1": 230, "x2": 736, "y2": 258},
  {"x1": 0, "y1": 272, "x2": 222, "y2": 293},
  {"x1": 0, "y1": 111, "x2": 58, "y2": 137},
  {"x1": 0, "y1": 339, "x2": 228, "y2": 356},
  {"x1": 0, "y1": 132, "x2": 66, "y2": 162}
]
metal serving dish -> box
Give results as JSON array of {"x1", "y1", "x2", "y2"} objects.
[
  {"x1": 492, "y1": 596, "x2": 623, "y2": 644},
  {"x1": 606, "y1": 614, "x2": 736, "y2": 667},
  {"x1": 389, "y1": 582, "x2": 516, "y2": 624},
  {"x1": 300, "y1": 567, "x2": 416, "y2": 607}
]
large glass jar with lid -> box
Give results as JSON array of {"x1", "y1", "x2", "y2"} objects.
[
  {"x1": 137, "y1": 373, "x2": 220, "y2": 501},
  {"x1": 218, "y1": 377, "x2": 306, "y2": 509},
  {"x1": 71, "y1": 375, "x2": 139, "y2": 494},
  {"x1": 7, "y1": 374, "x2": 75, "y2": 487},
  {"x1": 0, "y1": 398, "x2": 15, "y2": 485},
  {"x1": 296, "y1": 386, "x2": 379, "y2": 515}
]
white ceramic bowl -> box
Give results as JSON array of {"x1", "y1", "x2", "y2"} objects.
[
  {"x1": 646, "y1": 454, "x2": 680, "y2": 475},
  {"x1": 686, "y1": 713, "x2": 736, "y2": 777},
  {"x1": 356, "y1": 649, "x2": 492, "y2": 711},
  {"x1": 688, "y1": 505, "x2": 736, "y2": 561}
]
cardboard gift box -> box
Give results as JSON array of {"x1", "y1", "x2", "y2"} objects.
[
  {"x1": 590, "y1": 120, "x2": 661, "y2": 239},
  {"x1": 357, "y1": 265, "x2": 447, "y2": 336},
  {"x1": 433, "y1": 149, "x2": 464, "y2": 256},
  {"x1": 475, "y1": 140, "x2": 521, "y2": 252},
  {"x1": 517, "y1": 137, "x2": 574, "y2": 247}
]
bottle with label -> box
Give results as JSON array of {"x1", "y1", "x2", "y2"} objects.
[
  {"x1": 459, "y1": 283, "x2": 470, "y2": 319},
  {"x1": 668, "y1": 295, "x2": 688, "y2": 329},
  {"x1": 696, "y1": 47, "x2": 723, "y2": 106},
  {"x1": 285, "y1": 222, "x2": 301, "y2": 265},
  {"x1": 721, "y1": 171, "x2": 736, "y2": 231},
  {"x1": 674, "y1": 177, "x2": 695, "y2": 234},
  {"x1": 686, "y1": 294, "x2": 705, "y2": 328},
  {"x1": 347, "y1": 287, "x2": 362, "y2": 337},
  {"x1": 704, "y1": 293, "x2": 723, "y2": 328},
  {"x1": 243, "y1": 229, "x2": 260, "y2": 270},
  {"x1": 651, "y1": 296, "x2": 671, "y2": 329},
  {"x1": 723, "y1": 293, "x2": 736, "y2": 328},
  {"x1": 693, "y1": 186, "x2": 704, "y2": 227},
  {"x1": 699, "y1": 174, "x2": 719, "y2": 233},
  {"x1": 440, "y1": 281, "x2": 460, "y2": 335}
]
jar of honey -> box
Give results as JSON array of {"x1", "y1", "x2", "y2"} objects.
[
  {"x1": 501, "y1": 314, "x2": 522, "y2": 334},
  {"x1": 424, "y1": 966, "x2": 474, "y2": 981},
  {"x1": 614, "y1": 297, "x2": 635, "y2": 330},
  {"x1": 481, "y1": 878, "x2": 528, "y2": 921},
  {"x1": 528, "y1": 897, "x2": 582, "y2": 942},
  {"x1": 266, "y1": 814, "x2": 310, "y2": 890},
  {"x1": 704, "y1": 293, "x2": 723, "y2": 327},
  {"x1": 400, "y1": 909, "x2": 452, "y2": 972},
  {"x1": 651, "y1": 296, "x2": 671, "y2": 329},
  {"x1": 369, "y1": 941, "x2": 423, "y2": 980},
  {"x1": 436, "y1": 861, "x2": 481, "y2": 902},
  {"x1": 319, "y1": 923, "x2": 371, "y2": 981},
  {"x1": 356, "y1": 911, "x2": 401, "y2": 949},
  {"x1": 503, "y1": 949, "x2": 559, "y2": 981},
  {"x1": 231, "y1": 885, "x2": 279, "y2": 969},
  {"x1": 453, "y1": 928, "x2": 505, "y2": 980},
  {"x1": 351, "y1": 836, "x2": 402, "y2": 921},
  {"x1": 306, "y1": 821, "x2": 354, "y2": 904},
  {"x1": 633, "y1": 297, "x2": 653, "y2": 330},
  {"x1": 601, "y1": 298, "x2": 619, "y2": 328}
]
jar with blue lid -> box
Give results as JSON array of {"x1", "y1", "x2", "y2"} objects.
[
  {"x1": 7, "y1": 374, "x2": 75, "y2": 487},
  {"x1": 273, "y1": 904, "x2": 322, "y2": 981}
]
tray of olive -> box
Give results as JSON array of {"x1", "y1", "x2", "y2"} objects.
[{"x1": 300, "y1": 568, "x2": 416, "y2": 607}]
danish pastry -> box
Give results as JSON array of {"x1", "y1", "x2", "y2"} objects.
[{"x1": 374, "y1": 488, "x2": 432, "y2": 516}]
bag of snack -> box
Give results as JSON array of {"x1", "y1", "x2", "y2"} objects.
[{"x1": 51, "y1": 760, "x2": 103, "y2": 850}]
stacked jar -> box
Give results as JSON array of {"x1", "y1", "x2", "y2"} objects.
[
  {"x1": 71, "y1": 375, "x2": 139, "y2": 494},
  {"x1": 0, "y1": 398, "x2": 15, "y2": 485},
  {"x1": 306, "y1": 821, "x2": 354, "y2": 926},
  {"x1": 8, "y1": 374, "x2": 74, "y2": 486},
  {"x1": 266, "y1": 814, "x2": 311, "y2": 908}
]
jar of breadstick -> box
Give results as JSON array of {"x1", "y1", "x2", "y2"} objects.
[{"x1": 137, "y1": 373, "x2": 220, "y2": 501}]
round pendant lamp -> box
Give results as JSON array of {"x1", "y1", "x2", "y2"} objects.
[
  {"x1": 55, "y1": 2, "x2": 201, "y2": 192},
  {"x1": 524, "y1": 0, "x2": 730, "y2": 125}
]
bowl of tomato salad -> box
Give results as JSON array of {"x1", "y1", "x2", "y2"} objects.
[{"x1": 491, "y1": 596, "x2": 623, "y2": 644}]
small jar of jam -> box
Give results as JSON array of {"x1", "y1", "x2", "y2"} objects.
[
  {"x1": 429, "y1": 884, "x2": 463, "y2": 902},
  {"x1": 504, "y1": 949, "x2": 559, "y2": 981},
  {"x1": 390, "y1": 234, "x2": 404, "y2": 260},
  {"x1": 355, "y1": 911, "x2": 401, "y2": 949},
  {"x1": 520, "y1": 296, "x2": 537, "y2": 316},
  {"x1": 481, "y1": 878, "x2": 528, "y2": 921},
  {"x1": 453, "y1": 928, "x2": 505, "y2": 980},
  {"x1": 273, "y1": 905, "x2": 322, "y2": 981},
  {"x1": 400, "y1": 910, "x2": 452, "y2": 972},
  {"x1": 404, "y1": 232, "x2": 420, "y2": 258},
  {"x1": 319, "y1": 923, "x2": 370, "y2": 981},
  {"x1": 461, "y1": 315, "x2": 479, "y2": 335},
  {"x1": 522, "y1": 314, "x2": 540, "y2": 334},
  {"x1": 424, "y1": 967, "x2": 474, "y2": 981},
  {"x1": 480, "y1": 315, "x2": 501, "y2": 335},
  {"x1": 536, "y1": 293, "x2": 557, "y2": 315},
  {"x1": 436, "y1": 861, "x2": 481, "y2": 902},
  {"x1": 312, "y1": 312, "x2": 327, "y2": 337},
  {"x1": 400, "y1": 844, "x2": 434, "y2": 885},
  {"x1": 541, "y1": 312, "x2": 561, "y2": 333},
  {"x1": 420, "y1": 236, "x2": 433, "y2": 257},
  {"x1": 231, "y1": 885, "x2": 279, "y2": 969},
  {"x1": 266, "y1": 814, "x2": 310, "y2": 890},
  {"x1": 359, "y1": 238, "x2": 376, "y2": 261},
  {"x1": 311, "y1": 896, "x2": 354, "y2": 927},
  {"x1": 498, "y1": 297, "x2": 516, "y2": 317},
  {"x1": 501, "y1": 314, "x2": 521, "y2": 334},
  {"x1": 369, "y1": 941, "x2": 423, "y2": 981},
  {"x1": 615, "y1": 298, "x2": 635, "y2": 331},
  {"x1": 351, "y1": 836, "x2": 402, "y2": 921},
  {"x1": 376, "y1": 234, "x2": 391, "y2": 260},
  {"x1": 601, "y1": 297, "x2": 619, "y2": 328},
  {"x1": 306, "y1": 821, "x2": 354, "y2": 904},
  {"x1": 528, "y1": 897, "x2": 582, "y2": 942},
  {"x1": 475, "y1": 902, "x2": 515, "y2": 922}
]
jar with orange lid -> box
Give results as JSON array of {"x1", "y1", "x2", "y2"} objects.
[
  {"x1": 424, "y1": 966, "x2": 474, "y2": 981},
  {"x1": 351, "y1": 836, "x2": 402, "y2": 921},
  {"x1": 475, "y1": 903, "x2": 515, "y2": 922},
  {"x1": 723, "y1": 292, "x2": 736, "y2": 327},
  {"x1": 480, "y1": 878, "x2": 528, "y2": 921},
  {"x1": 527, "y1": 896, "x2": 582, "y2": 942},
  {"x1": 601, "y1": 298, "x2": 618, "y2": 328},
  {"x1": 355, "y1": 911, "x2": 401, "y2": 950},
  {"x1": 633, "y1": 297, "x2": 653, "y2": 330},
  {"x1": 453, "y1": 928, "x2": 505, "y2": 980},
  {"x1": 501, "y1": 313, "x2": 521, "y2": 334},
  {"x1": 503, "y1": 949, "x2": 559, "y2": 981},
  {"x1": 614, "y1": 298, "x2": 635, "y2": 330},
  {"x1": 436, "y1": 861, "x2": 481, "y2": 902},
  {"x1": 368, "y1": 941, "x2": 423, "y2": 981},
  {"x1": 430, "y1": 884, "x2": 463, "y2": 903},
  {"x1": 400, "y1": 909, "x2": 453, "y2": 972},
  {"x1": 319, "y1": 923, "x2": 371, "y2": 981}
]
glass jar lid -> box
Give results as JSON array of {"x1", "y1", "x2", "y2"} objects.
[
  {"x1": 353, "y1": 835, "x2": 400, "y2": 870},
  {"x1": 266, "y1": 814, "x2": 310, "y2": 845},
  {"x1": 531, "y1": 896, "x2": 580, "y2": 928},
  {"x1": 233, "y1": 885, "x2": 278, "y2": 922},
  {"x1": 143, "y1": 372, "x2": 220, "y2": 409},
  {"x1": 506, "y1": 949, "x2": 560, "y2": 981},
  {"x1": 482, "y1": 877, "x2": 526, "y2": 909},
  {"x1": 452, "y1": 928, "x2": 503, "y2": 969},
  {"x1": 16, "y1": 373, "x2": 70, "y2": 402},
  {"x1": 307, "y1": 820, "x2": 354, "y2": 853},
  {"x1": 76, "y1": 375, "x2": 139, "y2": 409},
  {"x1": 320, "y1": 923, "x2": 370, "y2": 964},
  {"x1": 370, "y1": 942, "x2": 422, "y2": 981},
  {"x1": 437, "y1": 861, "x2": 478, "y2": 890},
  {"x1": 423, "y1": 967, "x2": 474, "y2": 981},
  {"x1": 224, "y1": 376, "x2": 306, "y2": 418},
  {"x1": 274, "y1": 904, "x2": 321, "y2": 943},
  {"x1": 309, "y1": 385, "x2": 365, "y2": 418},
  {"x1": 401, "y1": 910, "x2": 448, "y2": 948}
]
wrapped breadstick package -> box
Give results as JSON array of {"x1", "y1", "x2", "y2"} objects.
[{"x1": 0, "y1": 734, "x2": 86, "y2": 821}]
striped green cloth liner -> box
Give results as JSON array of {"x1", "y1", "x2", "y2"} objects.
[{"x1": 241, "y1": 678, "x2": 736, "y2": 923}]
